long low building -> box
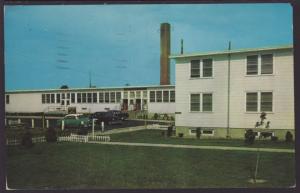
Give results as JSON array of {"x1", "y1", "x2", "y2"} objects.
[
  {"x1": 5, "y1": 85, "x2": 176, "y2": 116},
  {"x1": 170, "y1": 44, "x2": 294, "y2": 139}
]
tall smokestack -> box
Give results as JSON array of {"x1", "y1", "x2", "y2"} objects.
[{"x1": 160, "y1": 23, "x2": 170, "y2": 85}]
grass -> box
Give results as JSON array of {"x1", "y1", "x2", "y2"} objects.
[
  {"x1": 7, "y1": 142, "x2": 295, "y2": 189},
  {"x1": 109, "y1": 129, "x2": 295, "y2": 149}
]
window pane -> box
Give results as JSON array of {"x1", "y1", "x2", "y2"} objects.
[
  {"x1": 150, "y1": 91, "x2": 155, "y2": 102},
  {"x1": 156, "y1": 91, "x2": 162, "y2": 102},
  {"x1": 143, "y1": 90, "x2": 147, "y2": 98},
  {"x1": 170, "y1": 91, "x2": 175, "y2": 102},
  {"x1": 51, "y1": 94, "x2": 55, "y2": 103},
  {"x1": 203, "y1": 59, "x2": 213, "y2": 77},
  {"x1": 110, "y1": 92, "x2": 116, "y2": 103},
  {"x1": 87, "y1": 93, "x2": 92, "y2": 103},
  {"x1": 246, "y1": 92, "x2": 258, "y2": 112},
  {"x1": 116, "y1": 92, "x2": 121, "y2": 103},
  {"x1": 71, "y1": 93, "x2": 75, "y2": 103},
  {"x1": 105, "y1": 92, "x2": 109, "y2": 103},
  {"x1": 42, "y1": 94, "x2": 45, "y2": 104},
  {"x1": 6, "y1": 95, "x2": 9, "y2": 104},
  {"x1": 130, "y1": 91, "x2": 135, "y2": 98},
  {"x1": 261, "y1": 92, "x2": 272, "y2": 112},
  {"x1": 247, "y1": 55, "x2": 258, "y2": 75},
  {"x1": 123, "y1": 91, "x2": 128, "y2": 99},
  {"x1": 163, "y1": 91, "x2": 169, "y2": 102},
  {"x1": 82, "y1": 93, "x2": 87, "y2": 103},
  {"x1": 203, "y1": 93, "x2": 212, "y2": 112},
  {"x1": 56, "y1": 93, "x2": 60, "y2": 103},
  {"x1": 46, "y1": 94, "x2": 50, "y2": 103},
  {"x1": 190, "y1": 94, "x2": 200, "y2": 111},
  {"x1": 77, "y1": 93, "x2": 81, "y2": 103},
  {"x1": 191, "y1": 60, "x2": 200, "y2": 78},
  {"x1": 136, "y1": 91, "x2": 141, "y2": 98},
  {"x1": 99, "y1": 92, "x2": 104, "y2": 103},
  {"x1": 261, "y1": 54, "x2": 273, "y2": 74},
  {"x1": 93, "y1": 93, "x2": 97, "y2": 103}
]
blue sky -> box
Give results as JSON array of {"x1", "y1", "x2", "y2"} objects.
[{"x1": 4, "y1": 3, "x2": 293, "y2": 90}]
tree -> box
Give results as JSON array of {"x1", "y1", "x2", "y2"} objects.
[{"x1": 60, "y1": 85, "x2": 69, "y2": 89}]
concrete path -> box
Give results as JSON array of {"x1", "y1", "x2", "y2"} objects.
[{"x1": 88, "y1": 141, "x2": 295, "y2": 153}]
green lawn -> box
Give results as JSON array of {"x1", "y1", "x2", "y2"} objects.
[
  {"x1": 7, "y1": 142, "x2": 295, "y2": 189},
  {"x1": 109, "y1": 129, "x2": 295, "y2": 149}
]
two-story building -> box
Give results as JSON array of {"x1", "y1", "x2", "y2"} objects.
[{"x1": 170, "y1": 45, "x2": 294, "y2": 139}]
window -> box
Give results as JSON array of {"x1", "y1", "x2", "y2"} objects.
[
  {"x1": 130, "y1": 91, "x2": 135, "y2": 98},
  {"x1": 247, "y1": 55, "x2": 258, "y2": 75},
  {"x1": 191, "y1": 60, "x2": 200, "y2": 78},
  {"x1": 46, "y1": 94, "x2": 50, "y2": 103},
  {"x1": 110, "y1": 92, "x2": 116, "y2": 103},
  {"x1": 42, "y1": 94, "x2": 45, "y2": 104},
  {"x1": 99, "y1": 92, "x2": 104, "y2": 103},
  {"x1": 66, "y1": 93, "x2": 70, "y2": 99},
  {"x1": 261, "y1": 92, "x2": 273, "y2": 112},
  {"x1": 163, "y1": 91, "x2": 169, "y2": 102},
  {"x1": 170, "y1": 90, "x2": 175, "y2": 102},
  {"x1": 123, "y1": 91, "x2": 128, "y2": 99},
  {"x1": 202, "y1": 93, "x2": 212, "y2": 112},
  {"x1": 77, "y1": 93, "x2": 81, "y2": 103},
  {"x1": 190, "y1": 94, "x2": 200, "y2": 111},
  {"x1": 143, "y1": 90, "x2": 147, "y2": 98},
  {"x1": 136, "y1": 91, "x2": 141, "y2": 98},
  {"x1": 105, "y1": 92, "x2": 109, "y2": 103},
  {"x1": 246, "y1": 92, "x2": 273, "y2": 112},
  {"x1": 82, "y1": 93, "x2": 87, "y2": 103},
  {"x1": 261, "y1": 54, "x2": 273, "y2": 74},
  {"x1": 246, "y1": 93, "x2": 258, "y2": 112},
  {"x1": 6, "y1": 95, "x2": 9, "y2": 104},
  {"x1": 93, "y1": 93, "x2": 97, "y2": 103},
  {"x1": 116, "y1": 92, "x2": 121, "y2": 103},
  {"x1": 71, "y1": 93, "x2": 75, "y2": 103},
  {"x1": 156, "y1": 91, "x2": 162, "y2": 102},
  {"x1": 87, "y1": 93, "x2": 92, "y2": 103},
  {"x1": 190, "y1": 93, "x2": 213, "y2": 112},
  {"x1": 202, "y1": 59, "x2": 213, "y2": 77},
  {"x1": 150, "y1": 91, "x2": 155, "y2": 102},
  {"x1": 62, "y1": 93, "x2": 65, "y2": 100},
  {"x1": 50, "y1": 94, "x2": 55, "y2": 103},
  {"x1": 56, "y1": 93, "x2": 60, "y2": 103}
]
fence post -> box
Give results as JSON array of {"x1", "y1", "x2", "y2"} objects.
[
  {"x1": 31, "y1": 119, "x2": 35, "y2": 128},
  {"x1": 62, "y1": 120, "x2": 64, "y2": 131},
  {"x1": 46, "y1": 120, "x2": 49, "y2": 128},
  {"x1": 18, "y1": 118, "x2": 21, "y2": 124},
  {"x1": 101, "y1": 121, "x2": 104, "y2": 132},
  {"x1": 92, "y1": 119, "x2": 95, "y2": 138}
]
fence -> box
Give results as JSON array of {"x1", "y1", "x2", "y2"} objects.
[{"x1": 6, "y1": 134, "x2": 110, "y2": 146}]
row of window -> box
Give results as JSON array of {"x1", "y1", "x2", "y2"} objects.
[
  {"x1": 190, "y1": 54, "x2": 273, "y2": 78},
  {"x1": 189, "y1": 91, "x2": 273, "y2": 113},
  {"x1": 149, "y1": 90, "x2": 175, "y2": 103}
]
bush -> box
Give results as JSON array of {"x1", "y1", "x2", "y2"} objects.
[
  {"x1": 21, "y1": 131, "x2": 34, "y2": 148},
  {"x1": 196, "y1": 128, "x2": 201, "y2": 139},
  {"x1": 244, "y1": 129, "x2": 255, "y2": 145},
  {"x1": 167, "y1": 125, "x2": 173, "y2": 137},
  {"x1": 178, "y1": 133, "x2": 184, "y2": 138},
  {"x1": 46, "y1": 127, "x2": 57, "y2": 142},
  {"x1": 285, "y1": 131, "x2": 293, "y2": 143},
  {"x1": 153, "y1": 113, "x2": 159, "y2": 120},
  {"x1": 271, "y1": 136, "x2": 278, "y2": 142}
]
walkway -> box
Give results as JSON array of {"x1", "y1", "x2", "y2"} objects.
[{"x1": 88, "y1": 141, "x2": 295, "y2": 153}]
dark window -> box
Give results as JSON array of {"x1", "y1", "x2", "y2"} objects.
[
  {"x1": 71, "y1": 93, "x2": 75, "y2": 103},
  {"x1": 163, "y1": 91, "x2": 169, "y2": 102},
  {"x1": 150, "y1": 91, "x2": 155, "y2": 102},
  {"x1": 191, "y1": 60, "x2": 200, "y2": 78},
  {"x1": 156, "y1": 91, "x2": 162, "y2": 102},
  {"x1": 62, "y1": 93, "x2": 65, "y2": 100},
  {"x1": 261, "y1": 92, "x2": 273, "y2": 112},
  {"x1": 42, "y1": 94, "x2": 45, "y2": 104},
  {"x1": 82, "y1": 93, "x2": 87, "y2": 103},
  {"x1": 202, "y1": 93, "x2": 212, "y2": 112},
  {"x1": 110, "y1": 92, "x2": 116, "y2": 103},
  {"x1": 50, "y1": 94, "x2": 55, "y2": 103},
  {"x1": 190, "y1": 94, "x2": 200, "y2": 111},
  {"x1": 93, "y1": 93, "x2": 97, "y2": 103},
  {"x1": 261, "y1": 54, "x2": 273, "y2": 74},
  {"x1": 170, "y1": 91, "x2": 175, "y2": 102},
  {"x1": 247, "y1": 55, "x2": 258, "y2": 75},
  {"x1": 87, "y1": 93, "x2": 92, "y2": 103},
  {"x1": 77, "y1": 93, "x2": 82, "y2": 103},
  {"x1": 99, "y1": 92, "x2": 104, "y2": 103},
  {"x1": 6, "y1": 95, "x2": 10, "y2": 104},
  {"x1": 246, "y1": 92, "x2": 258, "y2": 112},
  {"x1": 56, "y1": 94, "x2": 60, "y2": 103},
  {"x1": 66, "y1": 93, "x2": 70, "y2": 99},
  {"x1": 116, "y1": 92, "x2": 121, "y2": 103},
  {"x1": 46, "y1": 94, "x2": 50, "y2": 103},
  {"x1": 202, "y1": 59, "x2": 213, "y2": 77},
  {"x1": 105, "y1": 92, "x2": 110, "y2": 103}
]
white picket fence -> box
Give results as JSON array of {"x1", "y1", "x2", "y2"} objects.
[{"x1": 6, "y1": 134, "x2": 110, "y2": 146}]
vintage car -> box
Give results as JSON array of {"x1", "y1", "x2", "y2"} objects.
[{"x1": 57, "y1": 114, "x2": 92, "y2": 129}]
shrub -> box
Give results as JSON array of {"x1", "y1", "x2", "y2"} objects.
[
  {"x1": 178, "y1": 133, "x2": 184, "y2": 138},
  {"x1": 271, "y1": 136, "x2": 278, "y2": 142},
  {"x1": 196, "y1": 128, "x2": 201, "y2": 139},
  {"x1": 285, "y1": 131, "x2": 293, "y2": 143},
  {"x1": 21, "y1": 131, "x2": 34, "y2": 148},
  {"x1": 46, "y1": 127, "x2": 57, "y2": 142},
  {"x1": 244, "y1": 129, "x2": 255, "y2": 145},
  {"x1": 153, "y1": 113, "x2": 159, "y2": 120},
  {"x1": 167, "y1": 125, "x2": 173, "y2": 137}
]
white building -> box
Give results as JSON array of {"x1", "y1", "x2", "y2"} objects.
[{"x1": 170, "y1": 45, "x2": 294, "y2": 139}]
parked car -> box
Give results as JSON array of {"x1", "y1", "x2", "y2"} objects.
[
  {"x1": 109, "y1": 110, "x2": 129, "y2": 121},
  {"x1": 90, "y1": 111, "x2": 122, "y2": 125},
  {"x1": 57, "y1": 114, "x2": 92, "y2": 129}
]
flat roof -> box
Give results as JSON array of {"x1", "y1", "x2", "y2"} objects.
[
  {"x1": 169, "y1": 44, "x2": 293, "y2": 59},
  {"x1": 6, "y1": 84, "x2": 175, "y2": 94}
]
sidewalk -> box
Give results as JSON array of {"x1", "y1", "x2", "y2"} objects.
[{"x1": 87, "y1": 141, "x2": 295, "y2": 153}]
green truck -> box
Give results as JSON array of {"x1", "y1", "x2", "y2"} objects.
[{"x1": 57, "y1": 114, "x2": 92, "y2": 129}]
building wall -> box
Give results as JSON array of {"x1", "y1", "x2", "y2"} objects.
[{"x1": 175, "y1": 48, "x2": 294, "y2": 137}]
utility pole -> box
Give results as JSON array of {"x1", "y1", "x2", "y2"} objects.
[{"x1": 226, "y1": 41, "x2": 231, "y2": 138}]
